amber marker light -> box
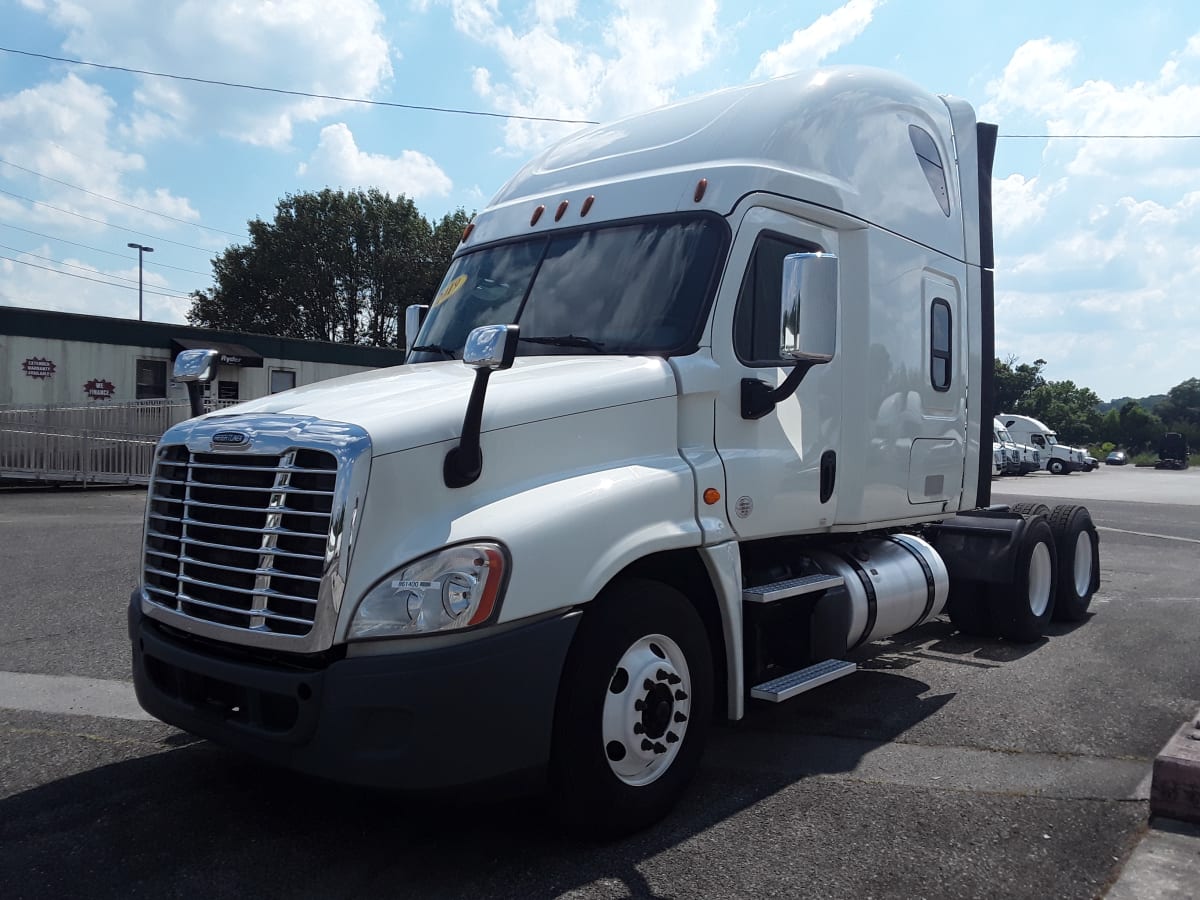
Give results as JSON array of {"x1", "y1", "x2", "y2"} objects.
[
  {"x1": 531, "y1": 205, "x2": 545, "y2": 226},
  {"x1": 461, "y1": 221, "x2": 475, "y2": 243},
  {"x1": 555, "y1": 200, "x2": 569, "y2": 221},
  {"x1": 703, "y1": 488, "x2": 721, "y2": 505},
  {"x1": 580, "y1": 195, "x2": 595, "y2": 217},
  {"x1": 694, "y1": 178, "x2": 708, "y2": 202}
]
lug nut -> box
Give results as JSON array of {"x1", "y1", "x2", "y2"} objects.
[
  {"x1": 634, "y1": 699, "x2": 645, "y2": 711},
  {"x1": 674, "y1": 711, "x2": 688, "y2": 723},
  {"x1": 656, "y1": 669, "x2": 669, "y2": 681},
  {"x1": 641, "y1": 739, "x2": 654, "y2": 751},
  {"x1": 674, "y1": 690, "x2": 688, "y2": 701},
  {"x1": 653, "y1": 742, "x2": 667, "y2": 754},
  {"x1": 644, "y1": 679, "x2": 655, "y2": 691},
  {"x1": 665, "y1": 732, "x2": 679, "y2": 744},
  {"x1": 633, "y1": 723, "x2": 645, "y2": 734},
  {"x1": 667, "y1": 674, "x2": 682, "y2": 685}
]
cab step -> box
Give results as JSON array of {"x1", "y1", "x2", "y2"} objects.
[
  {"x1": 749, "y1": 658, "x2": 857, "y2": 702},
  {"x1": 742, "y1": 573, "x2": 844, "y2": 604}
]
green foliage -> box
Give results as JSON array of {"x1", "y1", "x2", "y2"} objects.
[
  {"x1": 992, "y1": 357, "x2": 1100, "y2": 445},
  {"x1": 992, "y1": 355, "x2": 1046, "y2": 415},
  {"x1": 188, "y1": 189, "x2": 471, "y2": 348}
]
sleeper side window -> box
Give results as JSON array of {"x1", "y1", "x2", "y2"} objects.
[{"x1": 930, "y1": 298, "x2": 952, "y2": 391}]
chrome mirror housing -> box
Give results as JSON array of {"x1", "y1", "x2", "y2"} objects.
[
  {"x1": 780, "y1": 252, "x2": 837, "y2": 363},
  {"x1": 173, "y1": 348, "x2": 219, "y2": 383},
  {"x1": 463, "y1": 324, "x2": 519, "y2": 371}
]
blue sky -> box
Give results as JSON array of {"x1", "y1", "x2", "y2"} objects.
[{"x1": 2, "y1": 0, "x2": 1199, "y2": 401}]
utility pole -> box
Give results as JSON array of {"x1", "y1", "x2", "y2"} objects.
[{"x1": 127, "y1": 242, "x2": 154, "y2": 320}]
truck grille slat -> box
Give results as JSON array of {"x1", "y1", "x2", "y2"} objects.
[{"x1": 142, "y1": 443, "x2": 337, "y2": 638}]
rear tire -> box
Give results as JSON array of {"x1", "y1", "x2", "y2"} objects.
[
  {"x1": 989, "y1": 516, "x2": 1057, "y2": 642},
  {"x1": 1048, "y1": 505, "x2": 1100, "y2": 621},
  {"x1": 1010, "y1": 502, "x2": 1051, "y2": 518},
  {"x1": 549, "y1": 578, "x2": 713, "y2": 837}
]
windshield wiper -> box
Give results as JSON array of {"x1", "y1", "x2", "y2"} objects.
[
  {"x1": 519, "y1": 334, "x2": 606, "y2": 352},
  {"x1": 410, "y1": 344, "x2": 457, "y2": 359}
]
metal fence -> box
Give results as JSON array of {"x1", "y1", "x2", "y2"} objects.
[{"x1": 0, "y1": 398, "x2": 241, "y2": 486}]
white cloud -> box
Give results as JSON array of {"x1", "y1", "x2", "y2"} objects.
[
  {"x1": 299, "y1": 124, "x2": 452, "y2": 199},
  {"x1": 450, "y1": 0, "x2": 720, "y2": 153},
  {"x1": 28, "y1": 0, "x2": 394, "y2": 149},
  {"x1": 0, "y1": 75, "x2": 198, "y2": 229},
  {"x1": 752, "y1": 0, "x2": 883, "y2": 79},
  {"x1": 991, "y1": 173, "x2": 1062, "y2": 237}
]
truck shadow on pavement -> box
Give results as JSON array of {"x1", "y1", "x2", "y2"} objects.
[{"x1": 0, "y1": 626, "x2": 1061, "y2": 900}]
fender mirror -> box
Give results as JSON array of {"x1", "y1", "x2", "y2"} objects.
[
  {"x1": 445, "y1": 325, "x2": 520, "y2": 488},
  {"x1": 174, "y1": 348, "x2": 219, "y2": 418},
  {"x1": 405, "y1": 304, "x2": 429, "y2": 352}
]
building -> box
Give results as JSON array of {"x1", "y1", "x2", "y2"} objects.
[{"x1": 1, "y1": 305, "x2": 408, "y2": 408}]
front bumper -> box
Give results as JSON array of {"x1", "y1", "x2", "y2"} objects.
[{"x1": 129, "y1": 593, "x2": 580, "y2": 791}]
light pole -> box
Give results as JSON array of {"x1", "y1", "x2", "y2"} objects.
[{"x1": 127, "y1": 242, "x2": 153, "y2": 320}]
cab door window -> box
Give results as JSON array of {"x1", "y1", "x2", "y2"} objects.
[{"x1": 733, "y1": 233, "x2": 821, "y2": 366}]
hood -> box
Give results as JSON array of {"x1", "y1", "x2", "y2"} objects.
[{"x1": 202, "y1": 355, "x2": 679, "y2": 456}]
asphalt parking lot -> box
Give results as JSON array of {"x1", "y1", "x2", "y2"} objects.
[{"x1": 1, "y1": 467, "x2": 1198, "y2": 899}]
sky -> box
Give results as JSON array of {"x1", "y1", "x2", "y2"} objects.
[{"x1": 2, "y1": 0, "x2": 1199, "y2": 402}]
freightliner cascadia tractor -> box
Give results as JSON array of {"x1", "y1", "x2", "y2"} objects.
[{"x1": 131, "y1": 68, "x2": 1101, "y2": 835}]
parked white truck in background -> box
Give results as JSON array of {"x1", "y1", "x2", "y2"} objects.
[
  {"x1": 130, "y1": 68, "x2": 1102, "y2": 835},
  {"x1": 1001, "y1": 414, "x2": 1087, "y2": 475},
  {"x1": 993, "y1": 418, "x2": 1039, "y2": 476}
]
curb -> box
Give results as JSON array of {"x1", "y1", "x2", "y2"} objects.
[{"x1": 1151, "y1": 708, "x2": 1200, "y2": 824}]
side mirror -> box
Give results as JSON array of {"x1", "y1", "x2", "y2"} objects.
[
  {"x1": 445, "y1": 325, "x2": 519, "y2": 489},
  {"x1": 780, "y1": 252, "x2": 837, "y2": 362},
  {"x1": 173, "y1": 348, "x2": 219, "y2": 383},
  {"x1": 405, "y1": 304, "x2": 429, "y2": 350},
  {"x1": 741, "y1": 252, "x2": 839, "y2": 420},
  {"x1": 463, "y1": 324, "x2": 519, "y2": 371},
  {"x1": 174, "y1": 348, "x2": 219, "y2": 419}
]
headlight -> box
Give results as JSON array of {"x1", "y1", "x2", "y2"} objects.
[{"x1": 349, "y1": 542, "x2": 507, "y2": 640}]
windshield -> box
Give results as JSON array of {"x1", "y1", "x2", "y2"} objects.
[
  {"x1": 1046, "y1": 434, "x2": 1058, "y2": 445},
  {"x1": 997, "y1": 426, "x2": 1014, "y2": 443},
  {"x1": 408, "y1": 215, "x2": 727, "y2": 362}
]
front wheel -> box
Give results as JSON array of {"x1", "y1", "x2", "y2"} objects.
[
  {"x1": 549, "y1": 578, "x2": 713, "y2": 836},
  {"x1": 1047, "y1": 458, "x2": 1067, "y2": 475}
]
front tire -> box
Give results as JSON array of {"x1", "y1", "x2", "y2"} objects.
[
  {"x1": 1048, "y1": 504, "x2": 1100, "y2": 621},
  {"x1": 549, "y1": 578, "x2": 713, "y2": 836},
  {"x1": 1047, "y1": 458, "x2": 1067, "y2": 475}
]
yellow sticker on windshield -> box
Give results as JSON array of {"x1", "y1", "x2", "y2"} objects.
[{"x1": 433, "y1": 274, "x2": 468, "y2": 307}]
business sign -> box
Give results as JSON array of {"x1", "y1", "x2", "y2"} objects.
[
  {"x1": 22, "y1": 357, "x2": 56, "y2": 379},
  {"x1": 84, "y1": 378, "x2": 116, "y2": 400}
]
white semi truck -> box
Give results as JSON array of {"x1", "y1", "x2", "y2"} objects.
[
  {"x1": 1000, "y1": 414, "x2": 1087, "y2": 474},
  {"x1": 130, "y1": 68, "x2": 1101, "y2": 835}
]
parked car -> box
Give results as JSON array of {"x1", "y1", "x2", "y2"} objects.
[{"x1": 1105, "y1": 451, "x2": 1127, "y2": 466}]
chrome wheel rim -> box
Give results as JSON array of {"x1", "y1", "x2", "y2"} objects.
[{"x1": 601, "y1": 633, "x2": 692, "y2": 786}]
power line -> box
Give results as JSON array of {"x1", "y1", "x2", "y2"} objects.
[
  {"x1": 0, "y1": 223, "x2": 212, "y2": 275},
  {"x1": 0, "y1": 46, "x2": 600, "y2": 126},
  {"x1": 0, "y1": 242, "x2": 208, "y2": 292},
  {"x1": 0, "y1": 157, "x2": 244, "y2": 237},
  {"x1": 0, "y1": 253, "x2": 196, "y2": 300},
  {"x1": 0, "y1": 188, "x2": 217, "y2": 253}
]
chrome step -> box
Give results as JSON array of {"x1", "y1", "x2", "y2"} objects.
[
  {"x1": 742, "y1": 573, "x2": 844, "y2": 604},
  {"x1": 750, "y1": 659, "x2": 857, "y2": 702}
]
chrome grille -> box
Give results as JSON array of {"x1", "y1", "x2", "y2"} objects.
[{"x1": 143, "y1": 444, "x2": 338, "y2": 636}]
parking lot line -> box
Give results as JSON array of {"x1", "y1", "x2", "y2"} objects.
[
  {"x1": 1097, "y1": 526, "x2": 1200, "y2": 545},
  {"x1": 0, "y1": 671, "x2": 152, "y2": 721}
]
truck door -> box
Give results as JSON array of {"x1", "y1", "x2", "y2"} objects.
[{"x1": 711, "y1": 208, "x2": 843, "y2": 540}]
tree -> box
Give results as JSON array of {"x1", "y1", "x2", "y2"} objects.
[
  {"x1": 993, "y1": 356, "x2": 1046, "y2": 415},
  {"x1": 1157, "y1": 377, "x2": 1200, "y2": 430},
  {"x1": 188, "y1": 189, "x2": 471, "y2": 348}
]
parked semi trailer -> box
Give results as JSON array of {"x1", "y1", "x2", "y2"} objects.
[{"x1": 129, "y1": 68, "x2": 1101, "y2": 835}]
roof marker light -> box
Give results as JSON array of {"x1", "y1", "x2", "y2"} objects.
[
  {"x1": 694, "y1": 178, "x2": 708, "y2": 202},
  {"x1": 555, "y1": 200, "x2": 569, "y2": 221},
  {"x1": 581, "y1": 195, "x2": 595, "y2": 217},
  {"x1": 461, "y1": 221, "x2": 475, "y2": 243},
  {"x1": 531, "y1": 205, "x2": 545, "y2": 226}
]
